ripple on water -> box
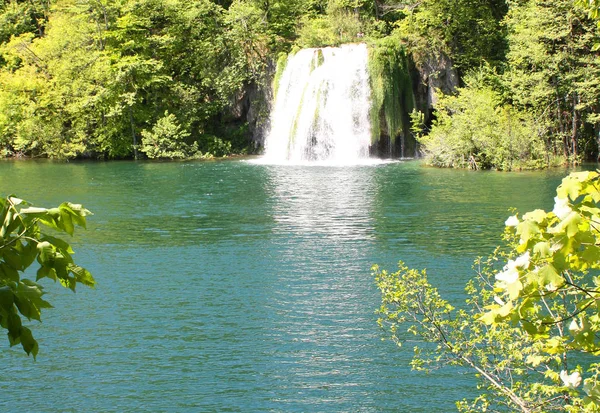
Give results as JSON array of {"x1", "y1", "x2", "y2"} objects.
[{"x1": 0, "y1": 159, "x2": 571, "y2": 412}]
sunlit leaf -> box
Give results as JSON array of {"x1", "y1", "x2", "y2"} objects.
[
  {"x1": 523, "y1": 209, "x2": 547, "y2": 223},
  {"x1": 0, "y1": 194, "x2": 92, "y2": 357}
]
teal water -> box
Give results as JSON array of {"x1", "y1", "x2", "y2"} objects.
[{"x1": 0, "y1": 159, "x2": 570, "y2": 412}]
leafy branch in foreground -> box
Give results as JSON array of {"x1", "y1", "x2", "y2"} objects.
[
  {"x1": 375, "y1": 171, "x2": 600, "y2": 412},
  {"x1": 0, "y1": 196, "x2": 94, "y2": 358}
]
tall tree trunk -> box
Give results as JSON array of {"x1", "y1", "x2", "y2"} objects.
[
  {"x1": 596, "y1": 126, "x2": 600, "y2": 162},
  {"x1": 572, "y1": 91, "x2": 578, "y2": 161},
  {"x1": 129, "y1": 107, "x2": 138, "y2": 160},
  {"x1": 554, "y1": 81, "x2": 568, "y2": 159},
  {"x1": 568, "y1": 14, "x2": 578, "y2": 162}
]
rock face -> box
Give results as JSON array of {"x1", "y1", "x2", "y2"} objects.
[
  {"x1": 245, "y1": 61, "x2": 275, "y2": 150},
  {"x1": 235, "y1": 48, "x2": 458, "y2": 157},
  {"x1": 369, "y1": 104, "x2": 415, "y2": 159},
  {"x1": 413, "y1": 51, "x2": 459, "y2": 120},
  {"x1": 225, "y1": 60, "x2": 275, "y2": 152}
]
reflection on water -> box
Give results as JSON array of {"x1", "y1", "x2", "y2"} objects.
[
  {"x1": 266, "y1": 165, "x2": 377, "y2": 242},
  {"x1": 257, "y1": 164, "x2": 396, "y2": 412},
  {"x1": 0, "y1": 159, "x2": 575, "y2": 412}
]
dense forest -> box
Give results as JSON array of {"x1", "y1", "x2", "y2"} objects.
[{"x1": 0, "y1": 0, "x2": 599, "y2": 168}]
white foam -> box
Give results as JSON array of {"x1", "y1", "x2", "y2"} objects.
[{"x1": 263, "y1": 44, "x2": 373, "y2": 165}]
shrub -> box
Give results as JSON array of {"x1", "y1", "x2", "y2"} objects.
[
  {"x1": 140, "y1": 112, "x2": 199, "y2": 159},
  {"x1": 417, "y1": 72, "x2": 548, "y2": 170}
]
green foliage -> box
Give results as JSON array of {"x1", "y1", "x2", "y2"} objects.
[
  {"x1": 417, "y1": 70, "x2": 552, "y2": 170},
  {"x1": 411, "y1": 0, "x2": 600, "y2": 168},
  {"x1": 0, "y1": 0, "x2": 597, "y2": 163},
  {"x1": 140, "y1": 111, "x2": 201, "y2": 159},
  {"x1": 326, "y1": 2, "x2": 365, "y2": 44},
  {"x1": 409, "y1": 108, "x2": 424, "y2": 137},
  {"x1": 238, "y1": 0, "x2": 306, "y2": 52},
  {"x1": 484, "y1": 171, "x2": 600, "y2": 408},
  {"x1": 376, "y1": 171, "x2": 600, "y2": 411},
  {"x1": 503, "y1": 0, "x2": 600, "y2": 162},
  {"x1": 376, "y1": 262, "x2": 551, "y2": 411},
  {"x1": 0, "y1": 0, "x2": 266, "y2": 159},
  {"x1": 226, "y1": 0, "x2": 270, "y2": 77},
  {"x1": 393, "y1": 0, "x2": 508, "y2": 72},
  {"x1": 0, "y1": 195, "x2": 93, "y2": 358},
  {"x1": 368, "y1": 36, "x2": 413, "y2": 146},
  {"x1": 198, "y1": 135, "x2": 232, "y2": 158},
  {"x1": 296, "y1": 15, "x2": 337, "y2": 48},
  {"x1": 224, "y1": 122, "x2": 251, "y2": 154},
  {"x1": 295, "y1": 0, "x2": 372, "y2": 47},
  {"x1": 577, "y1": 0, "x2": 600, "y2": 20},
  {"x1": 0, "y1": 0, "x2": 48, "y2": 47}
]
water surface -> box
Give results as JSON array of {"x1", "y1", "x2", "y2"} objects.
[{"x1": 0, "y1": 159, "x2": 570, "y2": 412}]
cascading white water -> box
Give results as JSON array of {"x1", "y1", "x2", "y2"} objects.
[{"x1": 263, "y1": 43, "x2": 372, "y2": 164}]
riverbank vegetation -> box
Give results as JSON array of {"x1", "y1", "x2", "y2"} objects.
[
  {"x1": 375, "y1": 171, "x2": 600, "y2": 411},
  {"x1": 0, "y1": 0, "x2": 265, "y2": 159},
  {"x1": 0, "y1": 0, "x2": 599, "y2": 163},
  {"x1": 415, "y1": 0, "x2": 600, "y2": 170}
]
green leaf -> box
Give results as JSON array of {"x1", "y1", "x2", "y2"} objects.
[
  {"x1": 19, "y1": 326, "x2": 38, "y2": 359},
  {"x1": 60, "y1": 209, "x2": 74, "y2": 236},
  {"x1": 582, "y1": 245, "x2": 600, "y2": 266},
  {"x1": 497, "y1": 301, "x2": 513, "y2": 317},
  {"x1": 8, "y1": 197, "x2": 24, "y2": 206},
  {"x1": 69, "y1": 265, "x2": 95, "y2": 288},
  {"x1": 571, "y1": 171, "x2": 598, "y2": 183},
  {"x1": 0, "y1": 194, "x2": 92, "y2": 357},
  {"x1": 38, "y1": 208, "x2": 61, "y2": 231},
  {"x1": 479, "y1": 309, "x2": 498, "y2": 325},
  {"x1": 14, "y1": 295, "x2": 38, "y2": 321},
  {"x1": 0, "y1": 286, "x2": 15, "y2": 312},
  {"x1": 13, "y1": 281, "x2": 50, "y2": 322},
  {"x1": 58, "y1": 276, "x2": 77, "y2": 292},
  {"x1": 36, "y1": 266, "x2": 57, "y2": 282},
  {"x1": 6, "y1": 309, "x2": 22, "y2": 343},
  {"x1": 63, "y1": 202, "x2": 92, "y2": 228},
  {"x1": 526, "y1": 354, "x2": 545, "y2": 367},
  {"x1": 506, "y1": 280, "x2": 523, "y2": 300},
  {"x1": 3, "y1": 247, "x2": 25, "y2": 271},
  {"x1": 19, "y1": 207, "x2": 48, "y2": 215},
  {"x1": 15, "y1": 241, "x2": 38, "y2": 270},
  {"x1": 522, "y1": 320, "x2": 539, "y2": 335},
  {"x1": 516, "y1": 220, "x2": 541, "y2": 243},
  {"x1": 36, "y1": 241, "x2": 56, "y2": 267},
  {"x1": 533, "y1": 241, "x2": 551, "y2": 258},
  {"x1": 523, "y1": 209, "x2": 547, "y2": 223},
  {"x1": 550, "y1": 211, "x2": 581, "y2": 238},
  {"x1": 0, "y1": 263, "x2": 20, "y2": 283},
  {"x1": 40, "y1": 235, "x2": 74, "y2": 254},
  {"x1": 557, "y1": 177, "x2": 582, "y2": 200},
  {"x1": 537, "y1": 265, "x2": 564, "y2": 290},
  {"x1": 1, "y1": 208, "x2": 23, "y2": 239}
]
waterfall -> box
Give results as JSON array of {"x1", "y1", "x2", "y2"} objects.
[{"x1": 263, "y1": 43, "x2": 372, "y2": 164}]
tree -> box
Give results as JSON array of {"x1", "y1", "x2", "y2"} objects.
[
  {"x1": 0, "y1": 0, "x2": 49, "y2": 47},
  {"x1": 0, "y1": 195, "x2": 94, "y2": 358},
  {"x1": 411, "y1": 0, "x2": 600, "y2": 168},
  {"x1": 416, "y1": 70, "x2": 550, "y2": 171},
  {"x1": 394, "y1": 0, "x2": 508, "y2": 74},
  {"x1": 140, "y1": 111, "x2": 200, "y2": 159},
  {"x1": 375, "y1": 171, "x2": 600, "y2": 412},
  {"x1": 0, "y1": 0, "x2": 260, "y2": 159},
  {"x1": 504, "y1": 0, "x2": 600, "y2": 162},
  {"x1": 576, "y1": 0, "x2": 600, "y2": 22}
]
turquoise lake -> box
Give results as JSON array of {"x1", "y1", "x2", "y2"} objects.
[{"x1": 0, "y1": 159, "x2": 572, "y2": 412}]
